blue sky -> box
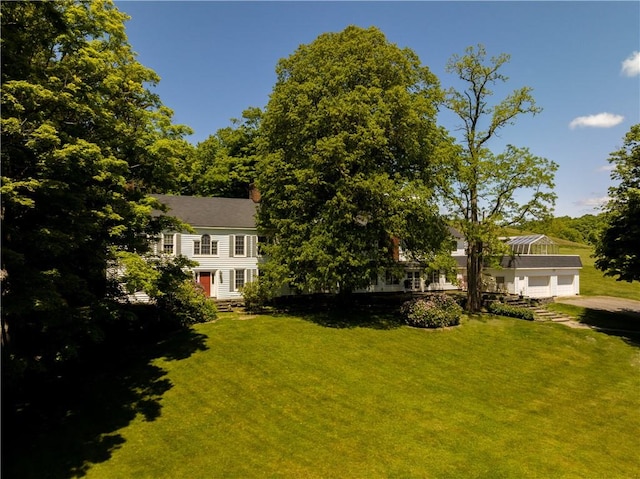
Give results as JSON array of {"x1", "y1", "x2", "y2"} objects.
[{"x1": 116, "y1": 1, "x2": 639, "y2": 218}]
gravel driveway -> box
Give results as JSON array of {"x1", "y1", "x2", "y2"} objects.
[{"x1": 556, "y1": 296, "x2": 640, "y2": 316}]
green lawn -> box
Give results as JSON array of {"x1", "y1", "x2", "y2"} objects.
[
  {"x1": 547, "y1": 302, "x2": 640, "y2": 336},
  {"x1": 13, "y1": 313, "x2": 639, "y2": 478},
  {"x1": 559, "y1": 244, "x2": 640, "y2": 300}
]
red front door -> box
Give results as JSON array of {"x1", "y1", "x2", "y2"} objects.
[{"x1": 198, "y1": 272, "x2": 211, "y2": 297}]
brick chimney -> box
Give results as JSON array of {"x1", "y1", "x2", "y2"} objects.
[
  {"x1": 249, "y1": 184, "x2": 261, "y2": 203},
  {"x1": 391, "y1": 237, "x2": 400, "y2": 262}
]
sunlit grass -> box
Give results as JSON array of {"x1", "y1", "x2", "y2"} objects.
[
  {"x1": 559, "y1": 244, "x2": 640, "y2": 300},
  {"x1": 81, "y1": 314, "x2": 640, "y2": 479},
  {"x1": 548, "y1": 302, "x2": 640, "y2": 337}
]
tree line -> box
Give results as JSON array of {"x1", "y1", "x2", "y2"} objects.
[{"x1": 2, "y1": 1, "x2": 638, "y2": 394}]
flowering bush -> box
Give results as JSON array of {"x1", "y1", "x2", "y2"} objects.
[{"x1": 401, "y1": 294, "x2": 463, "y2": 328}]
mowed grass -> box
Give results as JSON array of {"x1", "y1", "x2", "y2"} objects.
[
  {"x1": 559, "y1": 244, "x2": 640, "y2": 300},
  {"x1": 73, "y1": 314, "x2": 640, "y2": 478}
]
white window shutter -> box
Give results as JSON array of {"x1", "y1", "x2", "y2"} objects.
[{"x1": 229, "y1": 235, "x2": 235, "y2": 257}]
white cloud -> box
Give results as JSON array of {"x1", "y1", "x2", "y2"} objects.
[
  {"x1": 569, "y1": 112, "x2": 624, "y2": 129},
  {"x1": 574, "y1": 196, "x2": 610, "y2": 209},
  {"x1": 596, "y1": 164, "x2": 615, "y2": 173},
  {"x1": 621, "y1": 51, "x2": 640, "y2": 77}
]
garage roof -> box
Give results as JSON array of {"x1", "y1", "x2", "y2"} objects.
[{"x1": 453, "y1": 255, "x2": 582, "y2": 269}]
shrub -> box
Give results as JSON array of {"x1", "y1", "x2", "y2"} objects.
[
  {"x1": 241, "y1": 279, "x2": 273, "y2": 313},
  {"x1": 401, "y1": 294, "x2": 463, "y2": 328},
  {"x1": 487, "y1": 302, "x2": 534, "y2": 321},
  {"x1": 157, "y1": 280, "x2": 218, "y2": 327},
  {"x1": 153, "y1": 256, "x2": 217, "y2": 326}
]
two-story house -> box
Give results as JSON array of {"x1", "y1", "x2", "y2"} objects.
[{"x1": 152, "y1": 194, "x2": 260, "y2": 300}]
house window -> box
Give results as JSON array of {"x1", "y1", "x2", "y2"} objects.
[
  {"x1": 200, "y1": 235, "x2": 211, "y2": 255},
  {"x1": 235, "y1": 269, "x2": 245, "y2": 291},
  {"x1": 385, "y1": 270, "x2": 400, "y2": 285},
  {"x1": 235, "y1": 235, "x2": 245, "y2": 256},
  {"x1": 194, "y1": 235, "x2": 217, "y2": 256},
  {"x1": 163, "y1": 234, "x2": 174, "y2": 254},
  {"x1": 406, "y1": 271, "x2": 421, "y2": 290}
]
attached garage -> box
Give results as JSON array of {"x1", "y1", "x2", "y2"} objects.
[
  {"x1": 556, "y1": 275, "x2": 576, "y2": 296},
  {"x1": 483, "y1": 254, "x2": 583, "y2": 298},
  {"x1": 527, "y1": 276, "x2": 551, "y2": 297}
]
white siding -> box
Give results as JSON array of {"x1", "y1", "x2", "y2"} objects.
[
  {"x1": 527, "y1": 275, "x2": 551, "y2": 297},
  {"x1": 178, "y1": 227, "x2": 259, "y2": 300},
  {"x1": 556, "y1": 274, "x2": 578, "y2": 297},
  {"x1": 454, "y1": 238, "x2": 466, "y2": 256}
]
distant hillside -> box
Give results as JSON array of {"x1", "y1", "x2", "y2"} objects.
[
  {"x1": 510, "y1": 214, "x2": 605, "y2": 246},
  {"x1": 499, "y1": 227, "x2": 590, "y2": 249}
]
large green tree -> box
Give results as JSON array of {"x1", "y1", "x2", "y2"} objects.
[
  {"x1": 594, "y1": 124, "x2": 640, "y2": 282},
  {"x1": 1, "y1": 1, "x2": 198, "y2": 379},
  {"x1": 442, "y1": 45, "x2": 557, "y2": 312},
  {"x1": 257, "y1": 26, "x2": 451, "y2": 294},
  {"x1": 182, "y1": 107, "x2": 262, "y2": 198}
]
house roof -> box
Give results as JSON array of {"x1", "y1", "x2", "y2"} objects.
[
  {"x1": 448, "y1": 226, "x2": 464, "y2": 239},
  {"x1": 152, "y1": 194, "x2": 257, "y2": 229},
  {"x1": 453, "y1": 255, "x2": 467, "y2": 268},
  {"x1": 499, "y1": 255, "x2": 582, "y2": 269},
  {"x1": 453, "y1": 255, "x2": 582, "y2": 269}
]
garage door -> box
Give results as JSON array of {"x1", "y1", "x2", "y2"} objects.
[
  {"x1": 556, "y1": 275, "x2": 575, "y2": 296},
  {"x1": 527, "y1": 276, "x2": 550, "y2": 297}
]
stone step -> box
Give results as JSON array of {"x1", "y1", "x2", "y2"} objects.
[
  {"x1": 215, "y1": 299, "x2": 245, "y2": 313},
  {"x1": 491, "y1": 295, "x2": 583, "y2": 327}
]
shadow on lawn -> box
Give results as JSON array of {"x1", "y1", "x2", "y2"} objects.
[
  {"x1": 301, "y1": 308, "x2": 404, "y2": 330},
  {"x1": 272, "y1": 293, "x2": 406, "y2": 330},
  {"x1": 577, "y1": 308, "x2": 640, "y2": 347},
  {"x1": 3, "y1": 327, "x2": 208, "y2": 479}
]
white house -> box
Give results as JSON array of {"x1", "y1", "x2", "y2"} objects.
[
  {"x1": 449, "y1": 235, "x2": 582, "y2": 298},
  {"x1": 151, "y1": 194, "x2": 581, "y2": 300},
  {"x1": 152, "y1": 194, "x2": 260, "y2": 300},
  {"x1": 358, "y1": 232, "x2": 581, "y2": 298}
]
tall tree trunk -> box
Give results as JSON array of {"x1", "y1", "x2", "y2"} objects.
[
  {"x1": 466, "y1": 180, "x2": 483, "y2": 312},
  {"x1": 466, "y1": 240, "x2": 483, "y2": 312}
]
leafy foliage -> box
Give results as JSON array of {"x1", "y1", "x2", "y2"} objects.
[
  {"x1": 182, "y1": 107, "x2": 262, "y2": 198},
  {"x1": 117, "y1": 253, "x2": 217, "y2": 326},
  {"x1": 0, "y1": 1, "x2": 197, "y2": 382},
  {"x1": 240, "y1": 279, "x2": 273, "y2": 313},
  {"x1": 594, "y1": 124, "x2": 640, "y2": 282},
  {"x1": 516, "y1": 214, "x2": 606, "y2": 245},
  {"x1": 401, "y1": 294, "x2": 463, "y2": 328},
  {"x1": 441, "y1": 45, "x2": 557, "y2": 312},
  {"x1": 257, "y1": 26, "x2": 452, "y2": 293},
  {"x1": 487, "y1": 302, "x2": 534, "y2": 320}
]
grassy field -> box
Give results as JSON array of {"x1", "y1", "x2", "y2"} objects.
[
  {"x1": 558, "y1": 244, "x2": 639, "y2": 300},
  {"x1": 11, "y1": 312, "x2": 640, "y2": 478},
  {"x1": 548, "y1": 302, "x2": 640, "y2": 337}
]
